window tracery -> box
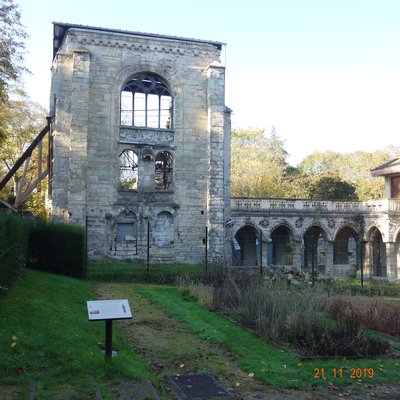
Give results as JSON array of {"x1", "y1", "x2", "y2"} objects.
[{"x1": 120, "y1": 74, "x2": 172, "y2": 129}]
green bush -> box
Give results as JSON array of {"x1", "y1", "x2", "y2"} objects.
[
  {"x1": 193, "y1": 270, "x2": 391, "y2": 358},
  {"x1": 28, "y1": 222, "x2": 87, "y2": 278},
  {"x1": 0, "y1": 211, "x2": 32, "y2": 291}
]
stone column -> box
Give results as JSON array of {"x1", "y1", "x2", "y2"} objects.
[
  {"x1": 325, "y1": 241, "x2": 334, "y2": 276},
  {"x1": 363, "y1": 241, "x2": 372, "y2": 278},
  {"x1": 206, "y1": 62, "x2": 228, "y2": 261},
  {"x1": 292, "y1": 240, "x2": 303, "y2": 269},
  {"x1": 385, "y1": 242, "x2": 398, "y2": 280}
]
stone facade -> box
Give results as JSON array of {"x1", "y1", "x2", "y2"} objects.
[{"x1": 50, "y1": 23, "x2": 231, "y2": 263}]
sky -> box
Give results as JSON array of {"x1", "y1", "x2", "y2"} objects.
[{"x1": 16, "y1": 0, "x2": 400, "y2": 165}]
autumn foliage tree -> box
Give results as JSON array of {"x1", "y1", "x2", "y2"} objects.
[
  {"x1": 231, "y1": 127, "x2": 293, "y2": 198},
  {"x1": 231, "y1": 128, "x2": 392, "y2": 201},
  {"x1": 0, "y1": 0, "x2": 28, "y2": 145}
]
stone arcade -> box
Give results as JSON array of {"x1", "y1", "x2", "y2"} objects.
[{"x1": 49, "y1": 23, "x2": 400, "y2": 280}]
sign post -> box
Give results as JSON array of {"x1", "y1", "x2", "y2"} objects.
[{"x1": 87, "y1": 299, "x2": 132, "y2": 359}]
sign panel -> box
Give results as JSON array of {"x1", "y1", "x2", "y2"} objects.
[{"x1": 87, "y1": 299, "x2": 132, "y2": 321}]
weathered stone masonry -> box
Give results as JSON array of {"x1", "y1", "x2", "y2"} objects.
[{"x1": 50, "y1": 23, "x2": 231, "y2": 263}]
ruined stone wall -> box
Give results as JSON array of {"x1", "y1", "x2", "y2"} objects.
[{"x1": 50, "y1": 26, "x2": 231, "y2": 263}]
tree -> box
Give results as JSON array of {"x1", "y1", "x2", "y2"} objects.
[
  {"x1": 305, "y1": 172, "x2": 357, "y2": 201},
  {"x1": 0, "y1": 91, "x2": 48, "y2": 218},
  {"x1": 231, "y1": 127, "x2": 293, "y2": 197},
  {"x1": 0, "y1": 0, "x2": 27, "y2": 101},
  {"x1": 298, "y1": 150, "x2": 388, "y2": 200},
  {"x1": 0, "y1": 0, "x2": 29, "y2": 145}
]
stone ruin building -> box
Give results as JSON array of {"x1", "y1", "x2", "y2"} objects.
[
  {"x1": 49, "y1": 22, "x2": 231, "y2": 264},
  {"x1": 1, "y1": 22, "x2": 400, "y2": 281}
]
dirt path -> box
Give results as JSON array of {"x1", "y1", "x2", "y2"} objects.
[{"x1": 93, "y1": 283, "x2": 400, "y2": 400}]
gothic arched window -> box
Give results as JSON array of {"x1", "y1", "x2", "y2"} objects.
[
  {"x1": 118, "y1": 149, "x2": 138, "y2": 190},
  {"x1": 120, "y1": 74, "x2": 172, "y2": 129},
  {"x1": 155, "y1": 151, "x2": 173, "y2": 190}
]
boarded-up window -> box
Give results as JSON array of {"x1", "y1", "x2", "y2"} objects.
[
  {"x1": 116, "y1": 223, "x2": 136, "y2": 243},
  {"x1": 153, "y1": 212, "x2": 174, "y2": 247}
]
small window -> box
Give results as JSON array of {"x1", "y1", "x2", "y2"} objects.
[
  {"x1": 155, "y1": 151, "x2": 173, "y2": 190},
  {"x1": 121, "y1": 74, "x2": 172, "y2": 129},
  {"x1": 119, "y1": 150, "x2": 138, "y2": 190}
]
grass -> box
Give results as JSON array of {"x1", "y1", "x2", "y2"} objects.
[
  {"x1": 135, "y1": 285, "x2": 400, "y2": 389},
  {"x1": 331, "y1": 277, "x2": 400, "y2": 297},
  {"x1": 87, "y1": 260, "x2": 204, "y2": 284},
  {"x1": 93, "y1": 282, "x2": 263, "y2": 395},
  {"x1": 0, "y1": 269, "x2": 158, "y2": 399},
  {"x1": 2, "y1": 264, "x2": 400, "y2": 397}
]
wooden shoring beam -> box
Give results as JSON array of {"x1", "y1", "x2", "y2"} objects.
[
  {"x1": 0, "y1": 122, "x2": 50, "y2": 192},
  {"x1": 17, "y1": 169, "x2": 49, "y2": 205},
  {"x1": 14, "y1": 157, "x2": 31, "y2": 208}
]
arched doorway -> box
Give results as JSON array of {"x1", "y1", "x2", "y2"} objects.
[
  {"x1": 271, "y1": 225, "x2": 293, "y2": 266},
  {"x1": 234, "y1": 225, "x2": 260, "y2": 266},
  {"x1": 370, "y1": 227, "x2": 386, "y2": 277},
  {"x1": 303, "y1": 226, "x2": 326, "y2": 273}
]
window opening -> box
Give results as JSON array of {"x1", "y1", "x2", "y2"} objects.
[
  {"x1": 121, "y1": 74, "x2": 172, "y2": 129},
  {"x1": 155, "y1": 151, "x2": 173, "y2": 190},
  {"x1": 119, "y1": 149, "x2": 138, "y2": 190}
]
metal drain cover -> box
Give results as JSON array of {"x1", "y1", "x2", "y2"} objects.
[{"x1": 165, "y1": 374, "x2": 233, "y2": 399}]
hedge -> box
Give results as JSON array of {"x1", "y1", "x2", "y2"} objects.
[
  {"x1": 0, "y1": 211, "x2": 32, "y2": 290},
  {"x1": 28, "y1": 222, "x2": 87, "y2": 278}
]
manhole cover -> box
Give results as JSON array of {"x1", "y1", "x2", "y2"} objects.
[{"x1": 165, "y1": 374, "x2": 233, "y2": 399}]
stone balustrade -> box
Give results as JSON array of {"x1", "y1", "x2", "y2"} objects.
[{"x1": 231, "y1": 198, "x2": 400, "y2": 215}]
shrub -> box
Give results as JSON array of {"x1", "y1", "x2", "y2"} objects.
[
  {"x1": 28, "y1": 222, "x2": 87, "y2": 278},
  {"x1": 186, "y1": 269, "x2": 391, "y2": 357},
  {"x1": 326, "y1": 295, "x2": 400, "y2": 337},
  {"x1": 0, "y1": 211, "x2": 32, "y2": 291},
  {"x1": 176, "y1": 275, "x2": 214, "y2": 307},
  {"x1": 286, "y1": 319, "x2": 390, "y2": 358}
]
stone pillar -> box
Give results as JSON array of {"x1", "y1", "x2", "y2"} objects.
[
  {"x1": 325, "y1": 241, "x2": 334, "y2": 276},
  {"x1": 292, "y1": 240, "x2": 303, "y2": 269},
  {"x1": 206, "y1": 62, "x2": 228, "y2": 261},
  {"x1": 363, "y1": 241, "x2": 373, "y2": 278},
  {"x1": 385, "y1": 242, "x2": 398, "y2": 280}
]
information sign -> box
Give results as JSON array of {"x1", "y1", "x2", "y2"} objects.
[
  {"x1": 86, "y1": 299, "x2": 133, "y2": 359},
  {"x1": 87, "y1": 299, "x2": 132, "y2": 321}
]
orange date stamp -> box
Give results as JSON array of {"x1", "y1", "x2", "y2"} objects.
[{"x1": 313, "y1": 367, "x2": 375, "y2": 380}]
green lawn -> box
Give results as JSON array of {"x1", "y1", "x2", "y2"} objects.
[
  {"x1": 1, "y1": 267, "x2": 400, "y2": 398},
  {"x1": 0, "y1": 269, "x2": 158, "y2": 399}
]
